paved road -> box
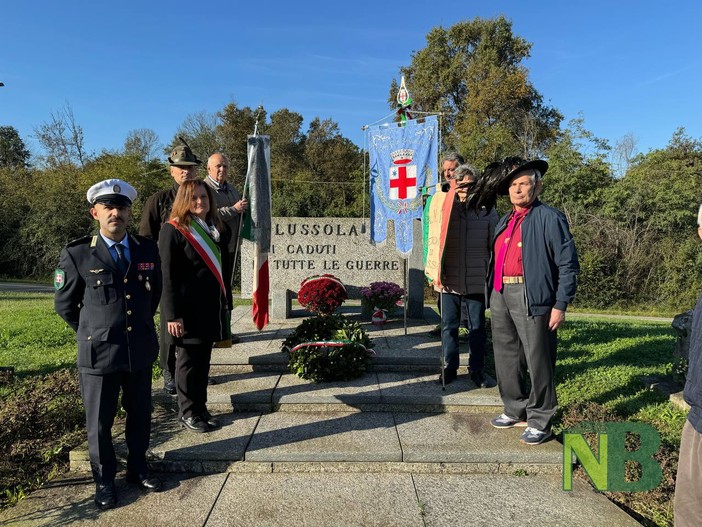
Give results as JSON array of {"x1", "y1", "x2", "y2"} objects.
[{"x1": 0, "y1": 281, "x2": 54, "y2": 293}]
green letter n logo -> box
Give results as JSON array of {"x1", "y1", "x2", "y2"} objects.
[{"x1": 563, "y1": 423, "x2": 608, "y2": 491}]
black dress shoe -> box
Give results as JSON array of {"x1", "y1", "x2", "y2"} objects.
[
  {"x1": 179, "y1": 415, "x2": 209, "y2": 433},
  {"x1": 202, "y1": 411, "x2": 220, "y2": 429},
  {"x1": 95, "y1": 482, "x2": 118, "y2": 510},
  {"x1": 470, "y1": 371, "x2": 487, "y2": 388},
  {"x1": 126, "y1": 472, "x2": 163, "y2": 492},
  {"x1": 437, "y1": 368, "x2": 458, "y2": 385},
  {"x1": 470, "y1": 371, "x2": 494, "y2": 388}
]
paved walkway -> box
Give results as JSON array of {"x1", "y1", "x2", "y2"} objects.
[{"x1": 0, "y1": 470, "x2": 639, "y2": 526}]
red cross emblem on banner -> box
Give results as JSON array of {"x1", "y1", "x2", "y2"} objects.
[{"x1": 389, "y1": 159, "x2": 417, "y2": 200}]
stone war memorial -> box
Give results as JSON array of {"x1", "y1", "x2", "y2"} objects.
[{"x1": 240, "y1": 216, "x2": 425, "y2": 319}]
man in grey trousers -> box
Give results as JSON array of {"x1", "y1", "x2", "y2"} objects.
[{"x1": 488, "y1": 158, "x2": 579, "y2": 445}]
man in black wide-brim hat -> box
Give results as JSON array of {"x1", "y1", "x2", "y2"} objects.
[{"x1": 487, "y1": 158, "x2": 579, "y2": 445}]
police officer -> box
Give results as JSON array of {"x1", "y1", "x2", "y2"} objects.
[
  {"x1": 55, "y1": 179, "x2": 163, "y2": 510},
  {"x1": 139, "y1": 142, "x2": 200, "y2": 394}
]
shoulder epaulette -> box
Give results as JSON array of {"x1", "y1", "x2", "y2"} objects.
[
  {"x1": 131, "y1": 233, "x2": 158, "y2": 247},
  {"x1": 66, "y1": 235, "x2": 93, "y2": 248}
]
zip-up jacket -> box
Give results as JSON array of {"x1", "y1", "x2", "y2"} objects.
[
  {"x1": 488, "y1": 199, "x2": 579, "y2": 315},
  {"x1": 439, "y1": 200, "x2": 498, "y2": 297}
]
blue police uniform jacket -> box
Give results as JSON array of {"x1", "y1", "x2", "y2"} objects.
[{"x1": 54, "y1": 233, "x2": 162, "y2": 374}]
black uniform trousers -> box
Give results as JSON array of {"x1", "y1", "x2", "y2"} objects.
[
  {"x1": 175, "y1": 344, "x2": 213, "y2": 420},
  {"x1": 159, "y1": 314, "x2": 176, "y2": 379},
  {"x1": 79, "y1": 367, "x2": 152, "y2": 484}
]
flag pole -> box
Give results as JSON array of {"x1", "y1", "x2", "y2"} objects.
[
  {"x1": 439, "y1": 290, "x2": 446, "y2": 390},
  {"x1": 403, "y1": 258, "x2": 408, "y2": 336},
  {"x1": 232, "y1": 105, "x2": 264, "y2": 286}
]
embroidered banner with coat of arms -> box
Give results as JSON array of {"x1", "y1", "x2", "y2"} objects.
[{"x1": 367, "y1": 116, "x2": 438, "y2": 256}]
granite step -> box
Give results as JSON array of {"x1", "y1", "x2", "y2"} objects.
[
  {"x1": 153, "y1": 371, "x2": 504, "y2": 414},
  {"x1": 70, "y1": 407, "x2": 561, "y2": 475}
]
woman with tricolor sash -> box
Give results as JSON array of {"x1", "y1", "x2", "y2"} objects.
[{"x1": 159, "y1": 180, "x2": 232, "y2": 433}]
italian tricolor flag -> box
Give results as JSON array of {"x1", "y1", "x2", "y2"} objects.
[{"x1": 241, "y1": 135, "x2": 272, "y2": 330}]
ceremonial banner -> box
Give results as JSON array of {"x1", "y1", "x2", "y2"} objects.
[
  {"x1": 241, "y1": 135, "x2": 272, "y2": 330},
  {"x1": 424, "y1": 181, "x2": 456, "y2": 288},
  {"x1": 368, "y1": 116, "x2": 438, "y2": 256}
]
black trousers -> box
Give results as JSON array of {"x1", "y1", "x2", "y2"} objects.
[
  {"x1": 79, "y1": 368, "x2": 152, "y2": 485},
  {"x1": 159, "y1": 314, "x2": 176, "y2": 379},
  {"x1": 175, "y1": 344, "x2": 213, "y2": 419}
]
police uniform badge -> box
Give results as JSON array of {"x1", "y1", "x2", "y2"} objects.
[{"x1": 53, "y1": 269, "x2": 65, "y2": 290}]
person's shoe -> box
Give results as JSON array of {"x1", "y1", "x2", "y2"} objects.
[
  {"x1": 428, "y1": 324, "x2": 441, "y2": 337},
  {"x1": 470, "y1": 371, "x2": 495, "y2": 388},
  {"x1": 94, "y1": 482, "x2": 118, "y2": 510},
  {"x1": 458, "y1": 327, "x2": 470, "y2": 342},
  {"x1": 126, "y1": 472, "x2": 163, "y2": 492},
  {"x1": 491, "y1": 413, "x2": 528, "y2": 429},
  {"x1": 202, "y1": 411, "x2": 220, "y2": 429},
  {"x1": 179, "y1": 415, "x2": 209, "y2": 433},
  {"x1": 519, "y1": 427, "x2": 553, "y2": 445},
  {"x1": 230, "y1": 334, "x2": 240, "y2": 344},
  {"x1": 207, "y1": 376, "x2": 217, "y2": 386},
  {"x1": 163, "y1": 371, "x2": 176, "y2": 395},
  {"x1": 437, "y1": 368, "x2": 458, "y2": 385}
]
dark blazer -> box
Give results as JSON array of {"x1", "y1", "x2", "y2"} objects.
[
  {"x1": 158, "y1": 221, "x2": 232, "y2": 346},
  {"x1": 54, "y1": 234, "x2": 162, "y2": 374}
]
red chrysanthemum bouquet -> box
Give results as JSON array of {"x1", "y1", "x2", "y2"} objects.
[{"x1": 297, "y1": 274, "x2": 348, "y2": 315}]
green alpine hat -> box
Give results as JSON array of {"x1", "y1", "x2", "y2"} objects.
[{"x1": 168, "y1": 144, "x2": 201, "y2": 166}]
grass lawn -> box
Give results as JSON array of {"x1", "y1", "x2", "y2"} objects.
[
  {"x1": 0, "y1": 293, "x2": 687, "y2": 525},
  {"x1": 0, "y1": 293, "x2": 77, "y2": 376}
]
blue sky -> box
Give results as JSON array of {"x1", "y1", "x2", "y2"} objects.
[{"x1": 2, "y1": 1, "x2": 701, "y2": 160}]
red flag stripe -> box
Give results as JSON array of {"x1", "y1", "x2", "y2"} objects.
[{"x1": 253, "y1": 258, "x2": 270, "y2": 330}]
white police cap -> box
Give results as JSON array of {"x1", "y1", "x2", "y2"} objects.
[{"x1": 86, "y1": 179, "x2": 137, "y2": 206}]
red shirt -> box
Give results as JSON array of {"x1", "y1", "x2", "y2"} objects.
[{"x1": 494, "y1": 207, "x2": 530, "y2": 277}]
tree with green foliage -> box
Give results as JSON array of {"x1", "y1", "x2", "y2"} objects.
[
  {"x1": 217, "y1": 102, "x2": 266, "y2": 182},
  {"x1": 597, "y1": 128, "x2": 702, "y2": 307},
  {"x1": 390, "y1": 16, "x2": 561, "y2": 167},
  {"x1": 0, "y1": 126, "x2": 30, "y2": 168},
  {"x1": 541, "y1": 117, "x2": 613, "y2": 224}
]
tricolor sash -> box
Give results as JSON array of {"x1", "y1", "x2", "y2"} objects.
[{"x1": 168, "y1": 219, "x2": 226, "y2": 294}]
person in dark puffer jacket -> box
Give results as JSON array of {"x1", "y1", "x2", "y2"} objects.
[{"x1": 436, "y1": 163, "x2": 498, "y2": 387}]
